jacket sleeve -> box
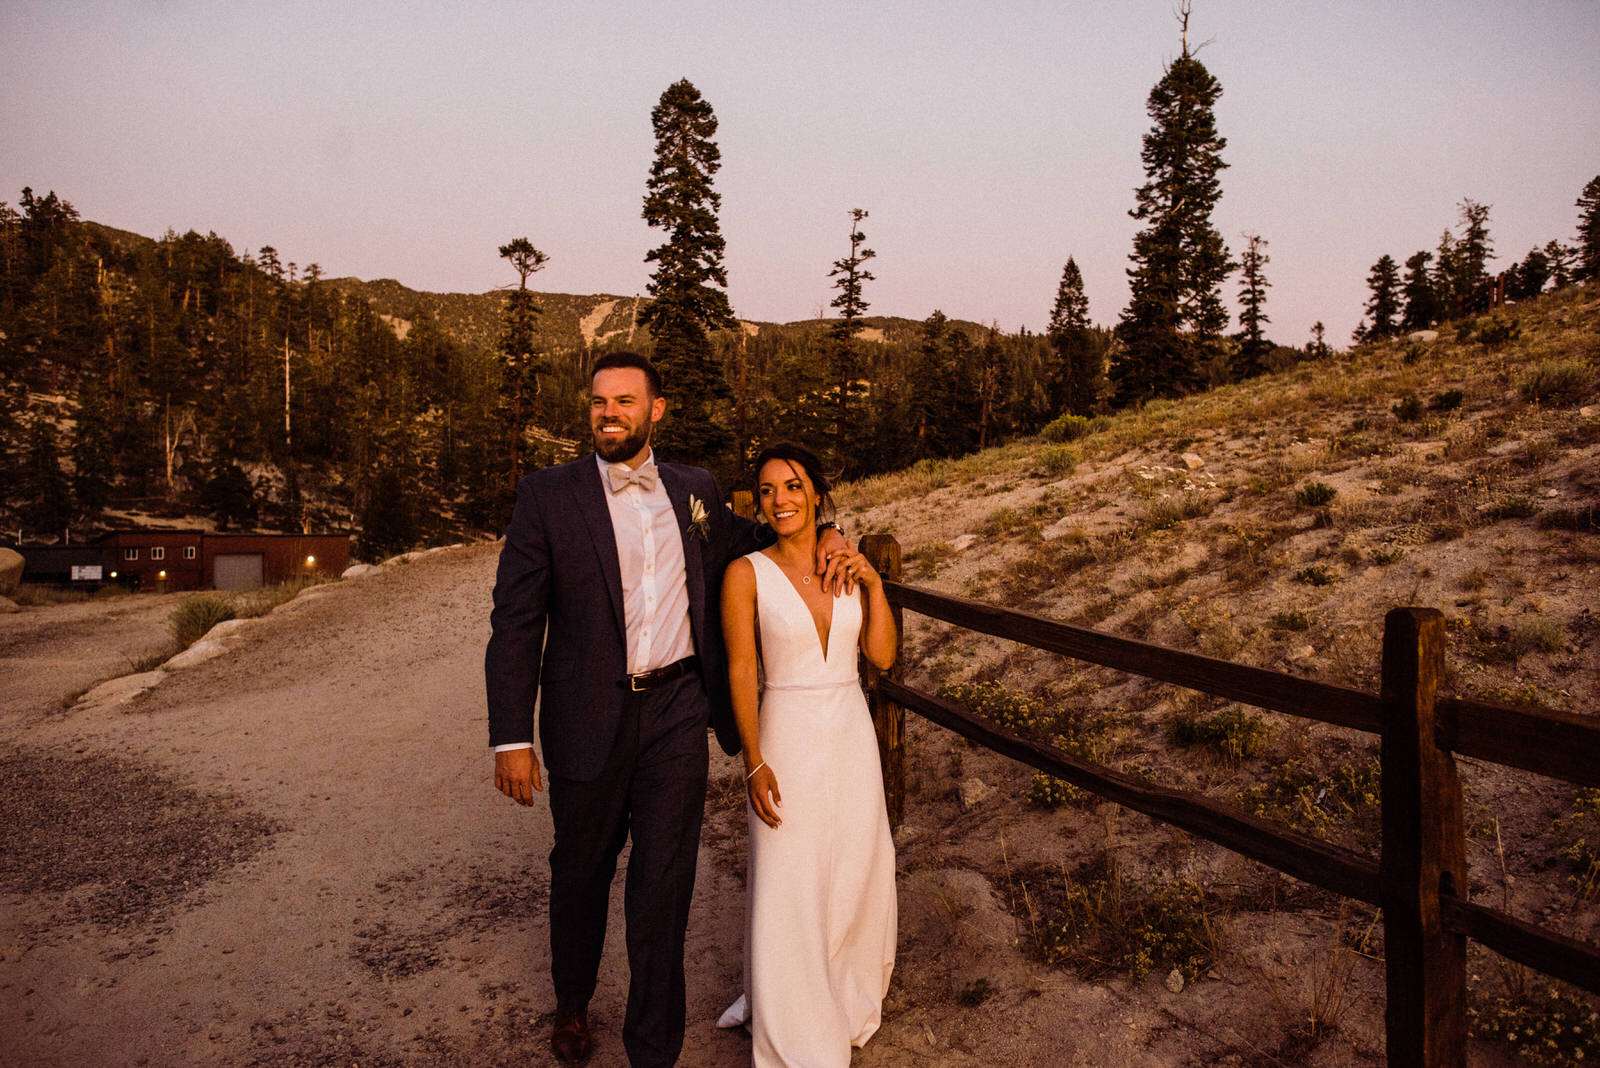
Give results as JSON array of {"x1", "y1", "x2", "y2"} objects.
[{"x1": 485, "y1": 475, "x2": 551, "y2": 747}]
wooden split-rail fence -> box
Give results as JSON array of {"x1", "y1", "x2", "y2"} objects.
[{"x1": 724, "y1": 493, "x2": 1598, "y2": 1067}]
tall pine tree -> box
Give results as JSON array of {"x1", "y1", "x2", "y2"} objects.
[
  {"x1": 1576, "y1": 175, "x2": 1600, "y2": 282},
  {"x1": 827, "y1": 208, "x2": 875, "y2": 473},
  {"x1": 1047, "y1": 258, "x2": 1102, "y2": 414},
  {"x1": 496, "y1": 237, "x2": 548, "y2": 485},
  {"x1": 1401, "y1": 251, "x2": 1442, "y2": 331},
  {"x1": 1234, "y1": 233, "x2": 1272, "y2": 377},
  {"x1": 1363, "y1": 254, "x2": 1401, "y2": 340},
  {"x1": 640, "y1": 78, "x2": 735, "y2": 469},
  {"x1": 1112, "y1": 28, "x2": 1233, "y2": 405}
]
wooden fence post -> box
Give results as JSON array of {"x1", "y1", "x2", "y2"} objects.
[
  {"x1": 860, "y1": 533, "x2": 905, "y2": 829},
  {"x1": 1380, "y1": 607, "x2": 1466, "y2": 1067},
  {"x1": 731, "y1": 490, "x2": 755, "y2": 521}
]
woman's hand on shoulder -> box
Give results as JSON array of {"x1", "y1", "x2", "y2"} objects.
[{"x1": 826, "y1": 548, "x2": 880, "y2": 594}]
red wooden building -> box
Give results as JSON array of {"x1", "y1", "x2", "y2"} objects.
[{"x1": 95, "y1": 531, "x2": 351, "y2": 591}]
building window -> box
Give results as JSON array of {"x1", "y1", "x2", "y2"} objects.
[
  {"x1": 183, "y1": 546, "x2": 197, "y2": 560},
  {"x1": 151, "y1": 546, "x2": 166, "y2": 561},
  {"x1": 123, "y1": 548, "x2": 139, "y2": 561}
]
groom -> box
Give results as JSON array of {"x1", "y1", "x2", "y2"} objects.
[{"x1": 486, "y1": 351, "x2": 844, "y2": 1066}]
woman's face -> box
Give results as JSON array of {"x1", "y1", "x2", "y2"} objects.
[{"x1": 756, "y1": 458, "x2": 817, "y2": 536}]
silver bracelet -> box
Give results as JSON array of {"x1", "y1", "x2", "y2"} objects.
[{"x1": 745, "y1": 760, "x2": 767, "y2": 781}]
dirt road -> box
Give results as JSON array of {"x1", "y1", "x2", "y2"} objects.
[{"x1": 0, "y1": 544, "x2": 1297, "y2": 1067}]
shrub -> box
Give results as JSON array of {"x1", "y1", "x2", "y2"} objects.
[
  {"x1": 1295, "y1": 482, "x2": 1337, "y2": 507},
  {"x1": 1468, "y1": 984, "x2": 1600, "y2": 1064},
  {"x1": 1294, "y1": 565, "x2": 1336, "y2": 586},
  {"x1": 1165, "y1": 705, "x2": 1270, "y2": 761},
  {"x1": 1041, "y1": 413, "x2": 1093, "y2": 443},
  {"x1": 1517, "y1": 359, "x2": 1594, "y2": 405},
  {"x1": 1473, "y1": 317, "x2": 1521, "y2": 349},
  {"x1": 169, "y1": 594, "x2": 236, "y2": 648},
  {"x1": 938, "y1": 680, "x2": 1046, "y2": 735},
  {"x1": 1482, "y1": 495, "x2": 1539, "y2": 521},
  {"x1": 1038, "y1": 444, "x2": 1078, "y2": 478},
  {"x1": 1270, "y1": 609, "x2": 1313, "y2": 631},
  {"x1": 1392, "y1": 394, "x2": 1425, "y2": 422},
  {"x1": 1033, "y1": 864, "x2": 1221, "y2": 982},
  {"x1": 1238, "y1": 759, "x2": 1381, "y2": 845},
  {"x1": 1431, "y1": 388, "x2": 1465, "y2": 411},
  {"x1": 1027, "y1": 773, "x2": 1078, "y2": 809},
  {"x1": 1368, "y1": 544, "x2": 1405, "y2": 565}
]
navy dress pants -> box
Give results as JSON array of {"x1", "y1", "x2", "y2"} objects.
[{"x1": 546, "y1": 671, "x2": 711, "y2": 1067}]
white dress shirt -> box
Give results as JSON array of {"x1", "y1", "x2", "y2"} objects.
[
  {"x1": 495, "y1": 450, "x2": 694, "y2": 755},
  {"x1": 596, "y1": 450, "x2": 695, "y2": 674}
]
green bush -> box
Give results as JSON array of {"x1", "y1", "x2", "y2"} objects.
[
  {"x1": 1468, "y1": 984, "x2": 1600, "y2": 1064},
  {"x1": 1027, "y1": 773, "x2": 1079, "y2": 809},
  {"x1": 1041, "y1": 413, "x2": 1093, "y2": 443},
  {"x1": 1431, "y1": 388, "x2": 1465, "y2": 411},
  {"x1": 1392, "y1": 394, "x2": 1425, "y2": 422},
  {"x1": 1295, "y1": 482, "x2": 1337, "y2": 507},
  {"x1": 1473, "y1": 317, "x2": 1521, "y2": 349},
  {"x1": 1294, "y1": 565, "x2": 1336, "y2": 586},
  {"x1": 1165, "y1": 705, "x2": 1271, "y2": 760},
  {"x1": 169, "y1": 594, "x2": 236, "y2": 648},
  {"x1": 1517, "y1": 359, "x2": 1594, "y2": 405},
  {"x1": 1270, "y1": 609, "x2": 1313, "y2": 631},
  {"x1": 1038, "y1": 444, "x2": 1079, "y2": 478},
  {"x1": 1034, "y1": 867, "x2": 1220, "y2": 982}
]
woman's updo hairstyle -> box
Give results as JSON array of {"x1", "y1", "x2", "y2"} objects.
[{"x1": 751, "y1": 442, "x2": 836, "y2": 523}]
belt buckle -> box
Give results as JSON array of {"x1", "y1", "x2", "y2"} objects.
[{"x1": 629, "y1": 671, "x2": 648, "y2": 693}]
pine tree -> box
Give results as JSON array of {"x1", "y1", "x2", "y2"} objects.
[
  {"x1": 640, "y1": 78, "x2": 735, "y2": 469},
  {"x1": 826, "y1": 208, "x2": 875, "y2": 473},
  {"x1": 1363, "y1": 254, "x2": 1401, "y2": 340},
  {"x1": 1576, "y1": 175, "x2": 1600, "y2": 282},
  {"x1": 1306, "y1": 322, "x2": 1330, "y2": 360},
  {"x1": 496, "y1": 237, "x2": 548, "y2": 484},
  {"x1": 1436, "y1": 199, "x2": 1493, "y2": 316},
  {"x1": 1112, "y1": 36, "x2": 1233, "y2": 405},
  {"x1": 1401, "y1": 251, "x2": 1442, "y2": 331},
  {"x1": 1047, "y1": 258, "x2": 1103, "y2": 414},
  {"x1": 1545, "y1": 239, "x2": 1575, "y2": 289},
  {"x1": 1234, "y1": 233, "x2": 1272, "y2": 377},
  {"x1": 1507, "y1": 247, "x2": 1550, "y2": 301}
]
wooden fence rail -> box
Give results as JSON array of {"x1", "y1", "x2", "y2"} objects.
[{"x1": 855, "y1": 535, "x2": 1599, "y2": 1068}]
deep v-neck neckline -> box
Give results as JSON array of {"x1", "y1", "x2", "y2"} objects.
[{"x1": 759, "y1": 550, "x2": 833, "y2": 661}]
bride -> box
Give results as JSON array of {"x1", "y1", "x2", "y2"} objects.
[{"x1": 716, "y1": 442, "x2": 898, "y2": 1066}]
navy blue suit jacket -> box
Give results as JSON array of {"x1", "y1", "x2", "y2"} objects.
[{"x1": 485, "y1": 454, "x2": 765, "y2": 781}]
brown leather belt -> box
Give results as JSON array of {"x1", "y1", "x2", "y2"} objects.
[{"x1": 623, "y1": 656, "x2": 699, "y2": 693}]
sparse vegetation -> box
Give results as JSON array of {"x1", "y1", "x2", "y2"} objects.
[
  {"x1": 1270, "y1": 609, "x2": 1314, "y2": 631},
  {"x1": 1040, "y1": 413, "x2": 1093, "y2": 443},
  {"x1": 1295, "y1": 481, "x2": 1337, "y2": 508},
  {"x1": 1164, "y1": 705, "x2": 1270, "y2": 761},
  {"x1": 170, "y1": 594, "x2": 237, "y2": 648},
  {"x1": 1392, "y1": 393, "x2": 1425, "y2": 422},
  {"x1": 1237, "y1": 759, "x2": 1381, "y2": 846},
  {"x1": 1468, "y1": 982, "x2": 1600, "y2": 1065},
  {"x1": 1294, "y1": 565, "x2": 1336, "y2": 586},
  {"x1": 1517, "y1": 359, "x2": 1593, "y2": 405},
  {"x1": 1030, "y1": 857, "x2": 1222, "y2": 983}
]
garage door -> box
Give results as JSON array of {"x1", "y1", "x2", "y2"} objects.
[{"x1": 213, "y1": 553, "x2": 264, "y2": 591}]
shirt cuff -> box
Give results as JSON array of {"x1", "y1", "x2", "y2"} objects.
[{"x1": 493, "y1": 742, "x2": 533, "y2": 752}]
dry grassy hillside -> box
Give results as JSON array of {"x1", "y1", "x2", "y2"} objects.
[{"x1": 808, "y1": 284, "x2": 1599, "y2": 1063}]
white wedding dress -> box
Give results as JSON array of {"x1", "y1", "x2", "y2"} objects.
[{"x1": 717, "y1": 551, "x2": 897, "y2": 1066}]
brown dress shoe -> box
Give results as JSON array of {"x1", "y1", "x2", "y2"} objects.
[{"x1": 550, "y1": 1009, "x2": 592, "y2": 1064}]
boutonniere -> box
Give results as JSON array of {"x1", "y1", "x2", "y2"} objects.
[{"x1": 686, "y1": 494, "x2": 711, "y2": 542}]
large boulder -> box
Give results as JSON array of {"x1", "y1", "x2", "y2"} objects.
[{"x1": 0, "y1": 547, "x2": 23, "y2": 595}]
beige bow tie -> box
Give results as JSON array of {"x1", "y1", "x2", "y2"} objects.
[{"x1": 607, "y1": 462, "x2": 658, "y2": 493}]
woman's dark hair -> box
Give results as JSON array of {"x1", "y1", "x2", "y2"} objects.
[
  {"x1": 590, "y1": 350, "x2": 662, "y2": 398},
  {"x1": 751, "y1": 442, "x2": 835, "y2": 521}
]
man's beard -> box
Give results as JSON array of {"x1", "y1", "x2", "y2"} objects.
[{"x1": 593, "y1": 418, "x2": 653, "y2": 463}]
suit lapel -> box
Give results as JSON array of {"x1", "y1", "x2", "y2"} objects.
[
  {"x1": 569, "y1": 457, "x2": 628, "y2": 643},
  {"x1": 658, "y1": 465, "x2": 707, "y2": 649}
]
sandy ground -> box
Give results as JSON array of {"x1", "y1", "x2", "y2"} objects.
[
  {"x1": 5, "y1": 540, "x2": 1564, "y2": 1066},
  {"x1": 2, "y1": 546, "x2": 1200, "y2": 1068}
]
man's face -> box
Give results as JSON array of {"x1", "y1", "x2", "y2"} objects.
[{"x1": 590, "y1": 367, "x2": 665, "y2": 465}]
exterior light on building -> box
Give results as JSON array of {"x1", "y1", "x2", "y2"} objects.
[
  {"x1": 110, "y1": 570, "x2": 118, "y2": 579},
  {"x1": 158, "y1": 570, "x2": 167, "y2": 580},
  {"x1": 305, "y1": 554, "x2": 316, "y2": 567}
]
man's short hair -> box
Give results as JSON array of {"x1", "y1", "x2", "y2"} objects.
[{"x1": 590, "y1": 351, "x2": 662, "y2": 398}]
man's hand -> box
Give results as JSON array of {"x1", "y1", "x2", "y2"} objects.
[
  {"x1": 495, "y1": 748, "x2": 543, "y2": 805},
  {"x1": 815, "y1": 526, "x2": 856, "y2": 596}
]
